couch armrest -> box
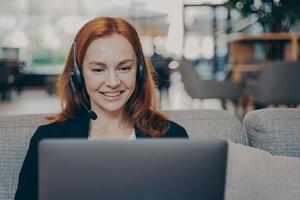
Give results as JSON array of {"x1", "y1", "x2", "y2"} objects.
[
  {"x1": 225, "y1": 142, "x2": 300, "y2": 200},
  {"x1": 244, "y1": 108, "x2": 300, "y2": 157}
]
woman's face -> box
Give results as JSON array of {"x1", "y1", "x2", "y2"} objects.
[{"x1": 82, "y1": 33, "x2": 137, "y2": 115}]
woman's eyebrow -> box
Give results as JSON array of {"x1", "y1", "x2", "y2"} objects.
[
  {"x1": 118, "y1": 59, "x2": 134, "y2": 65},
  {"x1": 88, "y1": 59, "x2": 134, "y2": 66},
  {"x1": 88, "y1": 61, "x2": 107, "y2": 67}
]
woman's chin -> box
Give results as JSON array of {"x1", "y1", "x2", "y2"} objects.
[{"x1": 93, "y1": 102, "x2": 126, "y2": 114}]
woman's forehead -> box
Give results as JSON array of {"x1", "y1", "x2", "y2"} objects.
[{"x1": 84, "y1": 34, "x2": 136, "y2": 63}]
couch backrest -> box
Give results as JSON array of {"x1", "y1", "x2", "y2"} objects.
[
  {"x1": 0, "y1": 110, "x2": 246, "y2": 200},
  {"x1": 244, "y1": 108, "x2": 300, "y2": 157},
  {"x1": 0, "y1": 114, "x2": 47, "y2": 200},
  {"x1": 165, "y1": 109, "x2": 247, "y2": 144}
]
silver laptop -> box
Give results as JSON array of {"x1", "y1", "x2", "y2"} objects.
[{"x1": 39, "y1": 139, "x2": 227, "y2": 200}]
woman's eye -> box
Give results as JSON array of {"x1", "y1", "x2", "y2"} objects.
[
  {"x1": 92, "y1": 68, "x2": 104, "y2": 73},
  {"x1": 119, "y1": 66, "x2": 131, "y2": 72}
]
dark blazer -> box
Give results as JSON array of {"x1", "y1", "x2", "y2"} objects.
[{"x1": 14, "y1": 115, "x2": 188, "y2": 200}]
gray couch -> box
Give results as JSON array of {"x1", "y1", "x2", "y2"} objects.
[{"x1": 1, "y1": 108, "x2": 300, "y2": 200}]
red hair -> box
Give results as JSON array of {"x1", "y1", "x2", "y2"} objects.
[{"x1": 47, "y1": 17, "x2": 169, "y2": 137}]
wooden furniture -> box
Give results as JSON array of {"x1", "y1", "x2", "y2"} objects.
[
  {"x1": 227, "y1": 32, "x2": 300, "y2": 81},
  {"x1": 228, "y1": 32, "x2": 300, "y2": 62}
]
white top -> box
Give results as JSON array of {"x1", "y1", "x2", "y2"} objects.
[
  {"x1": 88, "y1": 129, "x2": 136, "y2": 140},
  {"x1": 127, "y1": 129, "x2": 137, "y2": 140}
]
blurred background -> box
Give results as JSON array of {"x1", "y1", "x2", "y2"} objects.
[{"x1": 0, "y1": 0, "x2": 300, "y2": 119}]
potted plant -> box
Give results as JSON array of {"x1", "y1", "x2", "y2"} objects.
[{"x1": 225, "y1": 0, "x2": 300, "y2": 32}]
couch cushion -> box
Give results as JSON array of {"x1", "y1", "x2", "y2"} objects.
[
  {"x1": 244, "y1": 108, "x2": 300, "y2": 157},
  {"x1": 165, "y1": 109, "x2": 247, "y2": 144},
  {"x1": 0, "y1": 110, "x2": 245, "y2": 199},
  {"x1": 0, "y1": 114, "x2": 47, "y2": 200},
  {"x1": 225, "y1": 142, "x2": 300, "y2": 200}
]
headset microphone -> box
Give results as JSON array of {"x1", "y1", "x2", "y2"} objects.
[
  {"x1": 69, "y1": 40, "x2": 98, "y2": 120},
  {"x1": 88, "y1": 111, "x2": 98, "y2": 120},
  {"x1": 80, "y1": 101, "x2": 98, "y2": 120},
  {"x1": 69, "y1": 70, "x2": 98, "y2": 120}
]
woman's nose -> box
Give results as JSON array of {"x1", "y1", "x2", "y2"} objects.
[{"x1": 105, "y1": 71, "x2": 121, "y2": 88}]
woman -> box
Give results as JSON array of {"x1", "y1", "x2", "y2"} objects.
[{"x1": 14, "y1": 17, "x2": 188, "y2": 200}]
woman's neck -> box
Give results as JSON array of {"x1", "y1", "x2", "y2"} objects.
[{"x1": 89, "y1": 109, "x2": 133, "y2": 139}]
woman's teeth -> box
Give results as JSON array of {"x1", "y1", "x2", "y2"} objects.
[{"x1": 103, "y1": 91, "x2": 122, "y2": 97}]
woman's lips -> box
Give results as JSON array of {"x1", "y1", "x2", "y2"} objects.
[{"x1": 100, "y1": 91, "x2": 124, "y2": 97}]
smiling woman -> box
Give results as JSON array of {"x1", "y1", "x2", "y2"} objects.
[
  {"x1": 47, "y1": 17, "x2": 182, "y2": 138},
  {"x1": 82, "y1": 34, "x2": 137, "y2": 117},
  {"x1": 14, "y1": 16, "x2": 188, "y2": 200}
]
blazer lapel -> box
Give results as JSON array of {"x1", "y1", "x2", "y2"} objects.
[
  {"x1": 135, "y1": 128, "x2": 150, "y2": 138},
  {"x1": 67, "y1": 115, "x2": 90, "y2": 138}
]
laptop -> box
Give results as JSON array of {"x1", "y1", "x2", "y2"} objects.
[{"x1": 38, "y1": 139, "x2": 228, "y2": 200}]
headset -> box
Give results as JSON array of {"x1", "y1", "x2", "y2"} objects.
[{"x1": 69, "y1": 39, "x2": 145, "y2": 120}]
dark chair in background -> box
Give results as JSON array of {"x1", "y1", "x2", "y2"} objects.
[
  {"x1": 0, "y1": 60, "x2": 10, "y2": 101},
  {"x1": 0, "y1": 60, "x2": 24, "y2": 101},
  {"x1": 178, "y1": 61, "x2": 243, "y2": 112},
  {"x1": 150, "y1": 53, "x2": 171, "y2": 106},
  {"x1": 150, "y1": 53, "x2": 171, "y2": 91},
  {"x1": 250, "y1": 61, "x2": 300, "y2": 109}
]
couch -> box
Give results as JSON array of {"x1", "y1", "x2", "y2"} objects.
[{"x1": 1, "y1": 108, "x2": 300, "y2": 200}]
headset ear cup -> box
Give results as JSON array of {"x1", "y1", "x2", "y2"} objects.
[
  {"x1": 69, "y1": 68, "x2": 84, "y2": 93},
  {"x1": 71, "y1": 41, "x2": 85, "y2": 92},
  {"x1": 69, "y1": 71, "x2": 77, "y2": 93},
  {"x1": 74, "y1": 66, "x2": 84, "y2": 88},
  {"x1": 137, "y1": 63, "x2": 144, "y2": 84}
]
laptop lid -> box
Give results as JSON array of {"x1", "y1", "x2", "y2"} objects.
[{"x1": 39, "y1": 139, "x2": 227, "y2": 200}]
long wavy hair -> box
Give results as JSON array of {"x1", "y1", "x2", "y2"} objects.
[{"x1": 47, "y1": 17, "x2": 170, "y2": 137}]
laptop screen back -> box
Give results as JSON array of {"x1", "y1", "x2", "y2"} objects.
[{"x1": 39, "y1": 139, "x2": 227, "y2": 200}]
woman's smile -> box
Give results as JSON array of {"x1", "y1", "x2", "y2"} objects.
[{"x1": 99, "y1": 90, "x2": 125, "y2": 98}]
